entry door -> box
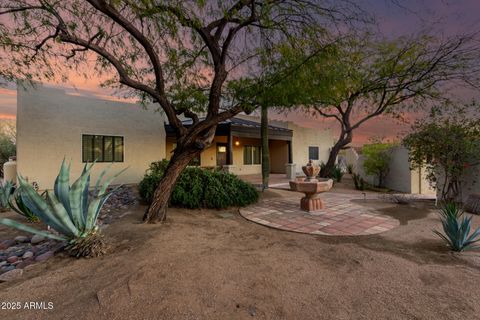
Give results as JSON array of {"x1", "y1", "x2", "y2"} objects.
[{"x1": 216, "y1": 143, "x2": 228, "y2": 166}]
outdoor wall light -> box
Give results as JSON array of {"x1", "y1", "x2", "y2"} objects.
[{"x1": 235, "y1": 141, "x2": 240, "y2": 146}]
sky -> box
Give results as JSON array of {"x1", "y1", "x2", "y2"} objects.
[{"x1": 0, "y1": 0, "x2": 479, "y2": 146}]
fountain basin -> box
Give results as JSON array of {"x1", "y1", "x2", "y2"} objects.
[
  {"x1": 289, "y1": 178, "x2": 333, "y2": 194},
  {"x1": 289, "y1": 178, "x2": 333, "y2": 212}
]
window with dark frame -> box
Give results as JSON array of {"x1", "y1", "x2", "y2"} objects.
[
  {"x1": 243, "y1": 145, "x2": 261, "y2": 165},
  {"x1": 308, "y1": 146, "x2": 319, "y2": 160},
  {"x1": 82, "y1": 134, "x2": 124, "y2": 163}
]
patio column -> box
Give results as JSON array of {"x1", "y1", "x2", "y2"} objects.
[
  {"x1": 287, "y1": 140, "x2": 293, "y2": 164},
  {"x1": 227, "y1": 128, "x2": 233, "y2": 165}
]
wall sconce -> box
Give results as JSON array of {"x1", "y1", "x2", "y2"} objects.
[{"x1": 235, "y1": 141, "x2": 240, "y2": 146}]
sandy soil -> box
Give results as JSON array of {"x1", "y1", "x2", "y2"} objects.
[{"x1": 1, "y1": 188, "x2": 480, "y2": 320}]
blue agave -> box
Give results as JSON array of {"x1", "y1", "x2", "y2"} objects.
[
  {"x1": 434, "y1": 202, "x2": 480, "y2": 252},
  {"x1": 0, "y1": 160, "x2": 126, "y2": 256}
]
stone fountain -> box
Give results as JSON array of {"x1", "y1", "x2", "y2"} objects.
[{"x1": 289, "y1": 160, "x2": 333, "y2": 212}]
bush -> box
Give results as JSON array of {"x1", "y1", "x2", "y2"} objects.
[
  {"x1": 139, "y1": 160, "x2": 259, "y2": 209},
  {"x1": 332, "y1": 166, "x2": 344, "y2": 182},
  {"x1": 362, "y1": 142, "x2": 396, "y2": 188},
  {"x1": 346, "y1": 164, "x2": 354, "y2": 174},
  {"x1": 352, "y1": 173, "x2": 366, "y2": 191},
  {"x1": 434, "y1": 202, "x2": 480, "y2": 252}
]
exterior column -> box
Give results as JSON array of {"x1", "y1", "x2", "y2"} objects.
[
  {"x1": 287, "y1": 140, "x2": 293, "y2": 164},
  {"x1": 227, "y1": 127, "x2": 233, "y2": 165}
]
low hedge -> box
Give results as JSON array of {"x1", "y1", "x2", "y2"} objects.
[{"x1": 139, "y1": 160, "x2": 259, "y2": 209}]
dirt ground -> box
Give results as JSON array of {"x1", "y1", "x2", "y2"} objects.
[{"x1": 1, "y1": 188, "x2": 480, "y2": 320}]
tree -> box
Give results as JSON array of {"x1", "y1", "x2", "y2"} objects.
[
  {"x1": 403, "y1": 107, "x2": 480, "y2": 202},
  {"x1": 268, "y1": 33, "x2": 480, "y2": 178},
  {"x1": 0, "y1": 0, "x2": 358, "y2": 222},
  {"x1": 362, "y1": 141, "x2": 396, "y2": 188}
]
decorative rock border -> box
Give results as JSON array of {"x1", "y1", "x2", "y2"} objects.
[{"x1": 0, "y1": 235, "x2": 64, "y2": 282}]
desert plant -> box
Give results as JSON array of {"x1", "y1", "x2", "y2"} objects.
[
  {"x1": 346, "y1": 164, "x2": 354, "y2": 174},
  {"x1": 8, "y1": 187, "x2": 40, "y2": 222},
  {"x1": 362, "y1": 142, "x2": 396, "y2": 188},
  {"x1": 352, "y1": 173, "x2": 366, "y2": 191},
  {"x1": 433, "y1": 202, "x2": 480, "y2": 252},
  {"x1": 0, "y1": 160, "x2": 125, "y2": 257},
  {"x1": 0, "y1": 179, "x2": 13, "y2": 211},
  {"x1": 139, "y1": 160, "x2": 258, "y2": 209},
  {"x1": 332, "y1": 166, "x2": 344, "y2": 182}
]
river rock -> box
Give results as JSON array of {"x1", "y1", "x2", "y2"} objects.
[
  {"x1": 0, "y1": 239, "x2": 15, "y2": 250},
  {"x1": 22, "y1": 251, "x2": 34, "y2": 259},
  {"x1": 0, "y1": 268, "x2": 23, "y2": 282},
  {"x1": 31, "y1": 234, "x2": 46, "y2": 244},
  {"x1": 6, "y1": 256, "x2": 18, "y2": 263},
  {"x1": 14, "y1": 236, "x2": 29, "y2": 243},
  {"x1": 35, "y1": 251, "x2": 54, "y2": 262}
]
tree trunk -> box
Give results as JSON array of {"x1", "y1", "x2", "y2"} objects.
[
  {"x1": 261, "y1": 104, "x2": 270, "y2": 191},
  {"x1": 321, "y1": 131, "x2": 352, "y2": 178},
  {"x1": 143, "y1": 148, "x2": 199, "y2": 223}
]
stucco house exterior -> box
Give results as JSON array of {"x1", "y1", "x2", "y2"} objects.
[{"x1": 15, "y1": 83, "x2": 334, "y2": 189}]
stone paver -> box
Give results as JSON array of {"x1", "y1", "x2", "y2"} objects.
[{"x1": 240, "y1": 193, "x2": 400, "y2": 236}]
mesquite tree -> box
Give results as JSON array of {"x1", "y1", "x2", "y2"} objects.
[
  {"x1": 0, "y1": 0, "x2": 358, "y2": 222},
  {"x1": 269, "y1": 33, "x2": 480, "y2": 177},
  {"x1": 404, "y1": 107, "x2": 480, "y2": 202}
]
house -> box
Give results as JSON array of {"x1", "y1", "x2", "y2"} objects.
[{"x1": 14, "y1": 83, "x2": 334, "y2": 189}]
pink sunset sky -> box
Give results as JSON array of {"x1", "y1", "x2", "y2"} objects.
[{"x1": 0, "y1": 0, "x2": 479, "y2": 146}]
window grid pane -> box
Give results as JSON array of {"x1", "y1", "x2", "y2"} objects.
[
  {"x1": 82, "y1": 135, "x2": 124, "y2": 163},
  {"x1": 309, "y1": 146, "x2": 319, "y2": 160}
]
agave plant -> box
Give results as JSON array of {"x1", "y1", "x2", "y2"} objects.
[
  {"x1": 8, "y1": 187, "x2": 40, "y2": 222},
  {"x1": 433, "y1": 202, "x2": 480, "y2": 252},
  {"x1": 0, "y1": 160, "x2": 126, "y2": 257},
  {"x1": 0, "y1": 179, "x2": 14, "y2": 211}
]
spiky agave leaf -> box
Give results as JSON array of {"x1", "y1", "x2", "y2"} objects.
[
  {"x1": 0, "y1": 218, "x2": 66, "y2": 241},
  {"x1": 85, "y1": 167, "x2": 128, "y2": 230},
  {"x1": 54, "y1": 159, "x2": 72, "y2": 220},
  {"x1": 68, "y1": 163, "x2": 94, "y2": 231},
  {"x1": 17, "y1": 175, "x2": 79, "y2": 238},
  {"x1": 8, "y1": 187, "x2": 39, "y2": 222}
]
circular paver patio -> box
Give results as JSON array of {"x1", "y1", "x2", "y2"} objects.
[{"x1": 240, "y1": 193, "x2": 400, "y2": 236}]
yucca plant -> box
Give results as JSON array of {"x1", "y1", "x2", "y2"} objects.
[
  {"x1": 433, "y1": 202, "x2": 480, "y2": 252},
  {"x1": 0, "y1": 160, "x2": 126, "y2": 257},
  {"x1": 8, "y1": 187, "x2": 40, "y2": 222},
  {"x1": 0, "y1": 179, "x2": 14, "y2": 211}
]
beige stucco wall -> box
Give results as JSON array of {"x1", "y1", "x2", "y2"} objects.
[
  {"x1": 287, "y1": 122, "x2": 334, "y2": 174},
  {"x1": 357, "y1": 145, "x2": 435, "y2": 195},
  {"x1": 16, "y1": 83, "x2": 166, "y2": 190}
]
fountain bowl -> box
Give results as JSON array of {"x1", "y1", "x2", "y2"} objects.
[{"x1": 289, "y1": 177, "x2": 333, "y2": 212}]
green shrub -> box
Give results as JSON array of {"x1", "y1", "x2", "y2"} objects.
[
  {"x1": 434, "y1": 202, "x2": 480, "y2": 252},
  {"x1": 352, "y1": 173, "x2": 366, "y2": 191},
  {"x1": 139, "y1": 160, "x2": 259, "y2": 209},
  {"x1": 346, "y1": 164, "x2": 354, "y2": 174},
  {"x1": 332, "y1": 166, "x2": 344, "y2": 182}
]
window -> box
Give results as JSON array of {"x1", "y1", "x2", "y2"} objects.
[
  {"x1": 308, "y1": 146, "x2": 319, "y2": 160},
  {"x1": 82, "y1": 135, "x2": 124, "y2": 162},
  {"x1": 243, "y1": 146, "x2": 261, "y2": 165}
]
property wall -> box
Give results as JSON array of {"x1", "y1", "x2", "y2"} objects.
[
  {"x1": 436, "y1": 160, "x2": 480, "y2": 202},
  {"x1": 356, "y1": 145, "x2": 435, "y2": 195},
  {"x1": 287, "y1": 122, "x2": 334, "y2": 174},
  {"x1": 16, "y1": 83, "x2": 166, "y2": 190}
]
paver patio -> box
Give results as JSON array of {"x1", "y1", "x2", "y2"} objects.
[{"x1": 240, "y1": 193, "x2": 400, "y2": 236}]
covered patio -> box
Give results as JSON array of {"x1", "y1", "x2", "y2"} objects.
[{"x1": 165, "y1": 117, "x2": 294, "y2": 175}]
